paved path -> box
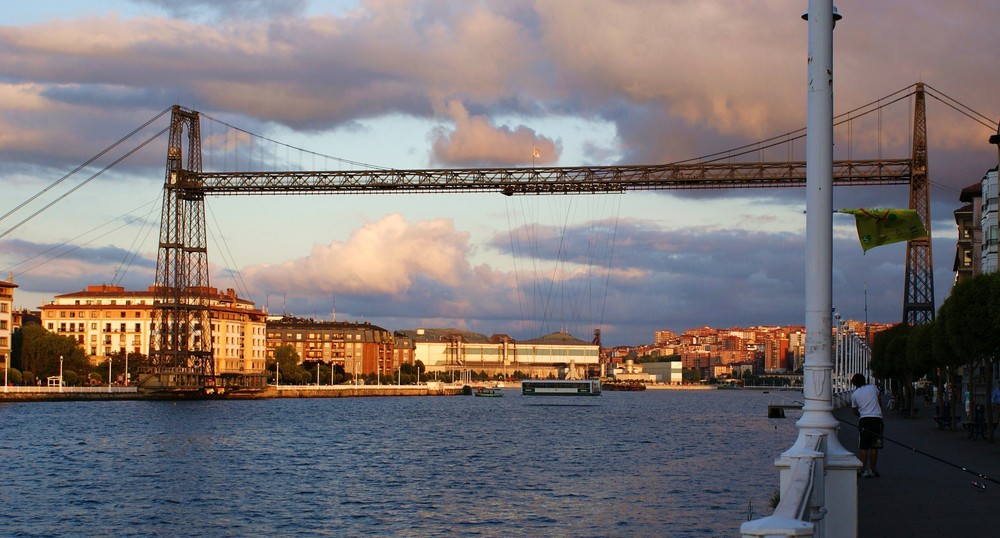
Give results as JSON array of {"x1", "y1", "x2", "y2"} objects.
[{"x1": 834, "y1": 401, "x2": 1000, "y2": 537}]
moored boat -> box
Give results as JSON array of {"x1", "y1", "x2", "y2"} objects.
[{"x1": 602, "y1": 381, "x2": 646, "y2": 391}]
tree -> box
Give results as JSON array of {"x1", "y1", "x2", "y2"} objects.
[
  {"x1": 16, "y1": 324, "x2": 89, "y2": 382},
  {"x1": 871, "y1": 322, "x2": 915, "y2": 413},
  {"x1": 939, "y1": 272, "x2": 1000, "y2": 441},
  {"x1": 272, "y1": 345, "x2": 303, "y2": 384}
]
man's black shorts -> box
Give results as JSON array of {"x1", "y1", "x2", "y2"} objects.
[{"x1": 858, "y1": 416, "x2": 884, "y2": 450}]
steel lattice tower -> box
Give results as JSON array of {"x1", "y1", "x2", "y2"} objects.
[
  {"x1": 903, "y1": 83, "x2": 935, "y2": 325},
  {"x1": 148, "y1": 106, "x2": 214, "y2": 387}
]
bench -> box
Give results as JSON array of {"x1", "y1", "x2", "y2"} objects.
[
  {"x1": 934, "y1": 414, "x2": 960, "y2": 430},
  {"x1": 934, "y1": 403, "x2": 959, "y2": 431},
  {"x1": 963, "y1": 405, "x2": 995, "y2": 440}
]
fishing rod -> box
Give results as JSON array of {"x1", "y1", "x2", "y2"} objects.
[{"x1": 837, "y1": 416, "x2": 999, "y2": 488}]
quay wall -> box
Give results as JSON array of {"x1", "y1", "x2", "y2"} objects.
[{"x1": 1, "y1": 384, "x2": 464, "y2": 402}]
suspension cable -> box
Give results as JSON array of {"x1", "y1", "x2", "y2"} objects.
[
  {"x1": 0, "y1": 126, "x2": 168, "y2": 241},
  {"x1": 0, "y1": 107, "x2": 170, "y2": 225}
]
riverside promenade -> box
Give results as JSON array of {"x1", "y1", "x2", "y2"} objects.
[{"x1": 834, "y1": 401, "x2": 1000, "y2": 537}]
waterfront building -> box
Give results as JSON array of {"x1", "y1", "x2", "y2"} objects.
[
  {"x1": 981, "y1": 168, "x2": 998, "y2": 274},
  {"x1": 401, "y1": 328, "x2": 600, "y2": 379},
  {"x1": 39, "y1": 285, "x2": 267, "y2": 379},
  {"x1": 265, "y1": 316, "x2": 398, "y2": 377},
  {"x1": 640, "y1": 360, "x2": 683, "y2": 384},
  {"x1": 0, "y1": 276, "x2": 16, "y2": 375}
]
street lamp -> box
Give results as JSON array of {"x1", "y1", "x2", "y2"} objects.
[
  {"x1": 108, "y1": 355, "x2": 112, "y2": 393},
  {"x1": 59, "y1": 355, "x2": 64, "y2": 393}
]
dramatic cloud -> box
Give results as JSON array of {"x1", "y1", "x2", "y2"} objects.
[
  {"x1": 2, "y1": 0, "x2": 997, "y2": 344},
  {"x1": 430, "y1": 100, "x2": 559, "y2": 166}
]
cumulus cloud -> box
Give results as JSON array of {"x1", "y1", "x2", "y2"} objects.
[
  {"x1": 242, "y1": 213, "x2": 473, "y2": 295},
  {"x1": 429, "y1": 100, "x2": 559, "y2": 166}
]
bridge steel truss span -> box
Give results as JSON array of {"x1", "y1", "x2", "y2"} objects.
[
  {"x1": 149, "y1": 84, "x2": 934, "y2": 391},
  {"x1": 188, "y1": 159, "x2": 912, "y2": 196}
]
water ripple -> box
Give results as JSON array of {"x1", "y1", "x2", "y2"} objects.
[{"x1": 0, "y1": 390, "x2": 795, "y2": 536}]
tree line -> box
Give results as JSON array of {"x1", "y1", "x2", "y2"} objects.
[
  {"x1": 870, "y1": 271, "x2": 1000, "y2": 441},
  {"x1": 7, "y1": 324, "x2": 145, "y2": 386}
]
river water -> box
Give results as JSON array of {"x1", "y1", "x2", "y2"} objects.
[{"x1": 0, "y1": 389, "x2": 803, "y2": 537}]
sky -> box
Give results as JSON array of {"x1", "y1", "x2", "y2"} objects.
[{"x1": 1, "y1": 0, "x2": 999, "y2": 347}]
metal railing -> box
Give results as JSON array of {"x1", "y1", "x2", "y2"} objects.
[{"x1": 2, "y1": 385, "x2": 138, "y2": 394}]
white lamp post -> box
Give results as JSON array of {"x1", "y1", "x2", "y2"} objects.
[
  {"x1": 59, "y1": 355, "x2": 64, "y2": 393},
  {"x1": 751, "y1": 3, "x2": 860, "y2": 538},
  {"x1": 108, "y1": 355, "x2": 112, "y2": 393}
]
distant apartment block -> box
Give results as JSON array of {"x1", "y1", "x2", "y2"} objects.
[
  {"x1": 39, "y1": 285, "x2": 267, "y2": 378},
  {"x1": 0, "y1": 276, "x2": 16, "y2": 375},
  {"x1": 265, "y1": 316, "x2": 404, "y2": 377}
]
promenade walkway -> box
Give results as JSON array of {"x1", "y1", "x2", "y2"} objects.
[{"x1": 834, "y1": 401, "x2": 1000, "y2": 537}]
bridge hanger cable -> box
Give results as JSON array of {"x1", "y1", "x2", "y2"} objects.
[
  {"x1": 0, "y1": 126, "x2": 169, "y2": 241},
  {"x1": 199, "y1": 112, "x2": 389, "y2": 171},
  {"x1": 923, "y1": 85, "x2": 999, "y2": 132},
  {"x1": 110, "y1": 195, "x2": 163, "y2": 287},
  {"x1": 205, "y1": 202, "x2": 253, "y2": 302},
  {"x1": 675, "y1": 84, "x2": 919, "y2": 165},
  {"x1": 0, "y1": 107, "x2": 171, "y2": 225}
]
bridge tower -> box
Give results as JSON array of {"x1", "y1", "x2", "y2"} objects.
[
  {"x1": 903, "y1": 83, "x2": 935, "y2": 325},
  {"x1": 146, "y1": 105, "x2": 215, "y2": 389}
]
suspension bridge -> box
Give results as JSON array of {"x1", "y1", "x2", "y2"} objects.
[{"x1": 2, "y1": 82, "x2": 996, "y2": 394}]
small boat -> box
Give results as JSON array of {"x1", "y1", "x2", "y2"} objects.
[
  {"x1": 474, "y1": 387, "x2": 503, "y2": 397},
  {"x1": 603, "y1": 381, "x2": 646, "y2": 391}
]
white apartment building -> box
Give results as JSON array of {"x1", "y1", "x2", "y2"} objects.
[
  {"x1": 39, "y1": 285, "x2": 268, "y2": 378},
  {"x1": 0, "y1": 276, "x2": 16, "y2": 375}
]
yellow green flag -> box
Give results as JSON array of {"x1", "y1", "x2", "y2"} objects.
[{"x1": 838, "y1": 208, "x2": 928, "y2": 251}]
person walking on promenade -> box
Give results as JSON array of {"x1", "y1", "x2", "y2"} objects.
[{"x1": 851, "y1": 373, "x2": 883, "y2": 478}]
